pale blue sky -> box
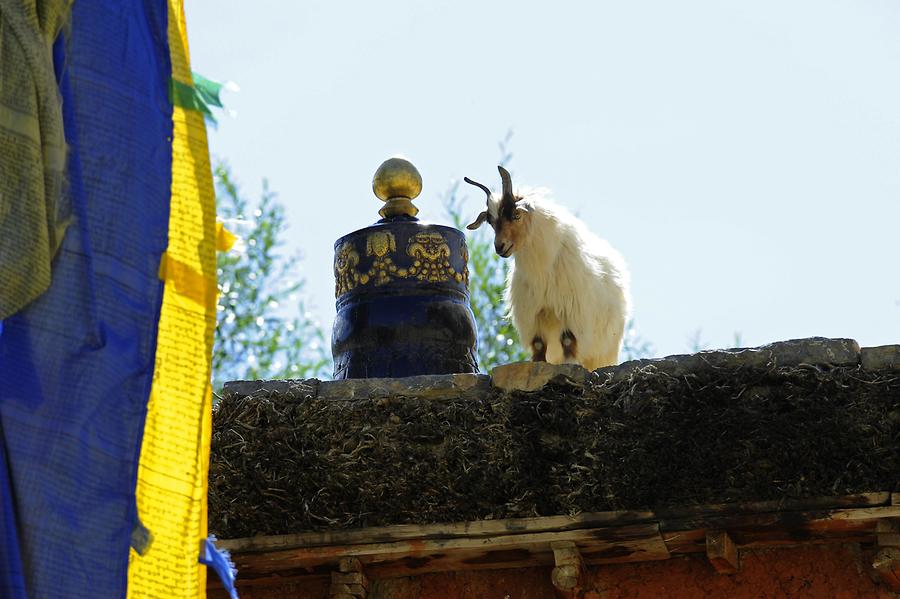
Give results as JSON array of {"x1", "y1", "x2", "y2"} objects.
[{"x1": 186, "y1": 0, "x2": 900, "y2": 358}]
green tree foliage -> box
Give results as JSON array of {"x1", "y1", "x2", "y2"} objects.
[{"x1": 213, "y1": 162, "x2": 330, "y2": 392}]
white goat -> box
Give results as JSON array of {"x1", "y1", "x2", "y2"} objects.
[{"x1": 465, "y1": 166, "x2": 630, "y2": 370}]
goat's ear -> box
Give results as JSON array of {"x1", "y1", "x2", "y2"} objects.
[{"x1": 466, "y1": 211, "x2": 488, "y2": 230}]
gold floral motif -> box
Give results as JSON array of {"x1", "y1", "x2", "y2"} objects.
[
  {"x1": 406, "y1": 232, "x2": 462, "y2": 283},
  {"x1": 364, "y1": 231, "x2": 406, "y2": 285},
  {"x1": 367, "y1": 231, "x2": 396, "y2": 257},
  {"x1": 334, "y1": 242, "x2": 361, "y2": 296}
]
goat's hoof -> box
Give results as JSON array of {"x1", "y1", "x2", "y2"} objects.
[{"x1": 531, "y1": 337, "x2": 547, "y2": 362}]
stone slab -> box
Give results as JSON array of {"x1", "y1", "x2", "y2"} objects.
[
  {"x1": 861, "y1": 345, "x2": 900, "y2": 371},
  {"x1": 491, "y1": 362, "x2": 590, "y2": 392}
]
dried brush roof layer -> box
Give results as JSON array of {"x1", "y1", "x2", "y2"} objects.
[{"x1": 209, "y1": 338, "x2": 900, "y2": 539}]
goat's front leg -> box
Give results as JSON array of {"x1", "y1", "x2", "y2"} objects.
[
  {"x1": 561, "y1": 329, "x2": 578, "y2": 363},
  {"x1": 516, "y1": 307, "x2": 548, "y2": 363},
  {"x1": 531, "y1": 336, "x2": 547, "y2": 362}
]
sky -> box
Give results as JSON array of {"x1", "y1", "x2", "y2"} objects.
[{"x1": 185, "y1": 0, "x2": 900, "y2": 359}]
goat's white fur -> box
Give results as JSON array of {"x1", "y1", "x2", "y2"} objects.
[{"x1": 490, "y1": 187, "x2": 630, "y2": 370}]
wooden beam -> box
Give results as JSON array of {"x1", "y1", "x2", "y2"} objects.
[
  {"x1": 874, "y1": 520, "x2": 900, "y2": 591},
  {"x1": 550, "y1": 541, "x2": 584, "y2": 597},
  {"x1": 218, "y1": 509, "x2": 656, "y2": 554},
  {"x1": 706, "y1": 531, "x2": 739, "y2": 574},
  {"x1": 660, "y1": 504, "x2": 900, "y2": 543},
  {"x1": 217, "y1": 492, "x2": 890, "y2": 554},
  {"x1": 230, "y1": 523, "x2": 668, "y2": 583},
  {"x1": 330, "y1": 558, "x2": 368, "y2": 599},
  {"x1": 210, "y1": 492, "x2": 900, "y2": 587}
]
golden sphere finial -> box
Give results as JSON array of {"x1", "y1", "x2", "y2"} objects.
[{"x1": 373, "y1": 157, "x2": 422, "y2": 218}]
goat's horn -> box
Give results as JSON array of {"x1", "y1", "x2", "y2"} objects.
[
  {"x1": 498, "y1": 165, "x2": 514, "y2": 200},
  {"x1": 463, "y1": 177, "x2": 492, "y2": 202}
]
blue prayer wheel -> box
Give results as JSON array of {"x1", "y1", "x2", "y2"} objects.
[{"x1": 331, "y1": 158, "x2": 479, "y2": 379}]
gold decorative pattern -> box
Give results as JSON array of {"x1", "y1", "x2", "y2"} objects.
[
  {"x1": 406, "y1": 232, "x2": 462, "y2": 283},
  {"x1": 335, "y1": 231, "x2": 470, "y2": 297},
  {"x1": 364, "y1": 231, "x2": 406, "y2": 285},
  {"x1": 334, "y1": 242, "x2": 361, "y2": 296}
]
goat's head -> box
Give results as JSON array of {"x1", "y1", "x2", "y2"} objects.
[{"x1": 464, "y1": 165, "x2": 531, "y2": 258}]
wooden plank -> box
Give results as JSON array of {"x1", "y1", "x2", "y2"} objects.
[
  {"x1": 368, "y1": 546, "x2": 553, "y2": 579},
  {"x1": 663, "y1": 531, "x2": 707, "y2": 555},
  {"x1": 218, "y1": 509, "x2": 656, "y2": 553},
  {"x1": 221, "y1": 520, "x2": 877, "y2": 589},
  {"x1": 706, "y1": 531, "x2": 738, "y2": 574},
  {"x1": 212, "y1": 493, "x2": 899, "y2": 588},
  {"x1": 659, "y1": 504, "x2": 900, "y2": 535},
  {"x1": 661, "y1": 505, "x2": 894, "y2": 553},
  {"x1": 217, "y1": 492, "x2": 890, "y2": 554},
  {"x1": 826, "y1": 505, "x2": 900, "y2": 520},
  {"x1": 230, "y1": 523, "x2": 666, "y2": 582},
  {"x1": 581, "y1": 536, "x2": 670, "y2": 565}
]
